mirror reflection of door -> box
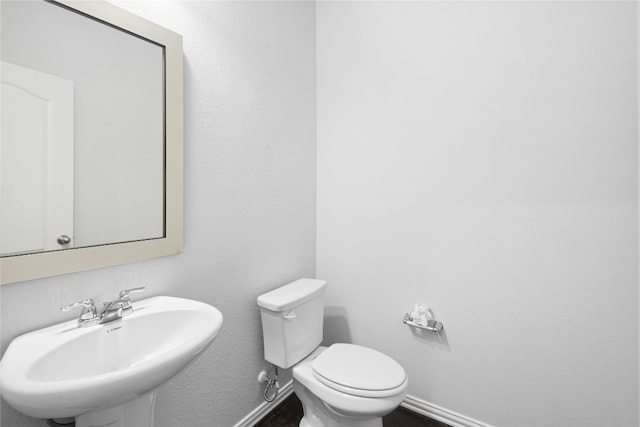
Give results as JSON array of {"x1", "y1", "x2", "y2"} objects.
[
  {"x1": 0, "y1": 61, "x2": 74, "y2": 255},
  {"x1": 1, "y1": 0, "x2": 165, "y2": 257}
]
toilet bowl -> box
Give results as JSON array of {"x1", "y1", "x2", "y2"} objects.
[
  {"x1": 293, "y1": 346, "x2": 408, "y2": 427},
  {"x1": 257, "y1": 278, "x2": 408, "y2": 427}
]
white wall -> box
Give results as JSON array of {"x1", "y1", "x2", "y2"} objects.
[
  {"x1": 317, "y1": 2, "x2": 638, "y2": 427},
  {"x1": 0, "y1": 1, "x2": 316, "y2": 426}
]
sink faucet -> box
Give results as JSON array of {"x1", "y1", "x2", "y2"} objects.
[
  {"x1": 62, "y1": 287, "x2": 146, "y2": 327},
  {"x1": 99, "y1": 287, "x2": 146, "y2": 324}
]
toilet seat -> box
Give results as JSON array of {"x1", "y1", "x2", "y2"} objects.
[{"x1": 311, "y1": 344, "x2": 407, "y2": 398}]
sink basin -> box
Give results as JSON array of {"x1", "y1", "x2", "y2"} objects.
[{"x1": 1, "y1": 296, "x2": 223, "y2": 424}]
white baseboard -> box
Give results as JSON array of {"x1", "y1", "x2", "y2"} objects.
[
  {"x1": 402, "y1": 395, "x2": 493, "y2": 427},
  {"x1": 234, "y1": 384, "x2": 490, "y2": 427},
  {"x1": 233, "y1": 380, "x2": 294, "y2": 427}
]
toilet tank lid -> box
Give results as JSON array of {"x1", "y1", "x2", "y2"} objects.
[{"x1": 257, "y1": 278, "x2": 327, "y2": 312}]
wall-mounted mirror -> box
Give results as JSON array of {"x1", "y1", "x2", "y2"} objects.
[{"x1": 0, "y1": 0, "x2": 183, "y2": 284}]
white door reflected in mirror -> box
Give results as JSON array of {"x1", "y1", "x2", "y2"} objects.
[{"x1": 0, "y1": 61, "x2": 74, "y2": 256}]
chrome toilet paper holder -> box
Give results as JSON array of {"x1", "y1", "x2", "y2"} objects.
[{"x1": 402, "y1": 313, "x2": 444, "y2": 333}]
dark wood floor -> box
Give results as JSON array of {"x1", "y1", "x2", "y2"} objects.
[{"x1": 256, "y1": 394, "x2": 450, "y2": 427}]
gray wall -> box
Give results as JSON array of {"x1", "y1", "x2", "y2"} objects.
[
  {"x1": 316, "y1": 2, "x2": 638, "y2": 426},
  {"x1": 0, "y1": 1, "x2": 317, "y2": 425}
]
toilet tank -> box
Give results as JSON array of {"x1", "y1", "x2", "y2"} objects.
[{"x1": 257, "y1": 278, "x2": 327, "y2": 369}]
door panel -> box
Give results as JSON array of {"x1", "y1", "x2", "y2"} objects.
[{"x1": 1, "y1": 61, "x2": 74, "y2": 255}]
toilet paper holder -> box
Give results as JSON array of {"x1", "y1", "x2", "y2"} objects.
[{"x1": 402, "y1": 313, "x2": 444, "y2": 333}]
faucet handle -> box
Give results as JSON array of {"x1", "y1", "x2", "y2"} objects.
[
  {"x1": 118, "y1": 286, "x2": 146, "y2": 301},
  {"x1": 117, "y1": 287, "x2": 145, "y2": 315},
  {"x1": 61, "y1": 298, "x2": 99, "y2": 327}
]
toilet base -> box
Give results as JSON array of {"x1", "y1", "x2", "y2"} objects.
[{"x1": 294, "y1": 381, "x2": 383, "y2": 427}]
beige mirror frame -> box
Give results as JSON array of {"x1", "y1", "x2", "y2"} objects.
[{"x1": 0, "y1": 0, "x2": 183, "y2": 285}]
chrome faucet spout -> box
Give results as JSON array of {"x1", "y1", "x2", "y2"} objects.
[{"x1": 100, "y1": 300, "x2": 125, "y2": 324}]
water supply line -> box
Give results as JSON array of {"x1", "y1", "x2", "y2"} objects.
[{"x1": 262, "y1": 366, "x2": 279, "y2": 402}]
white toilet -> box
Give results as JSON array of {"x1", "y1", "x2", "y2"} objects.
[{"x1": 257, "y1": 278, "x2": 408, "y2": 427}]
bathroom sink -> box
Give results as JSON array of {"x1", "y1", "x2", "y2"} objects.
[{"x1": 0, "y1": 296, "x2": 223, "y2": 423}]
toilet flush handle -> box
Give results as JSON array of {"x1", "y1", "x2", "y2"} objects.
[{"x1": 282, "y1": 311, "x2": 296, "y2": 320}]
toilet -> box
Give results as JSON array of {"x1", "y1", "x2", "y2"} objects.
[{"x1": 257, "y1": 278, "x2": 408, "y2": 427}]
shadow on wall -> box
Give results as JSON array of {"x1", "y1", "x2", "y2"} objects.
[
  {"x1": 324, "y1": 306, "x2": 450, "y2": 349},
  {"x1": 322, "y1": 306, "x2": 352, "y2": 345},
  {"x1": 407, "y1": 324, "x2": 450, "y2": 349}
]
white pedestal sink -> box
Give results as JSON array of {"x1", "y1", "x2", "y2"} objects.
[{"x1": 0, "y1": 296, "x2": 223, "y2": 427}]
